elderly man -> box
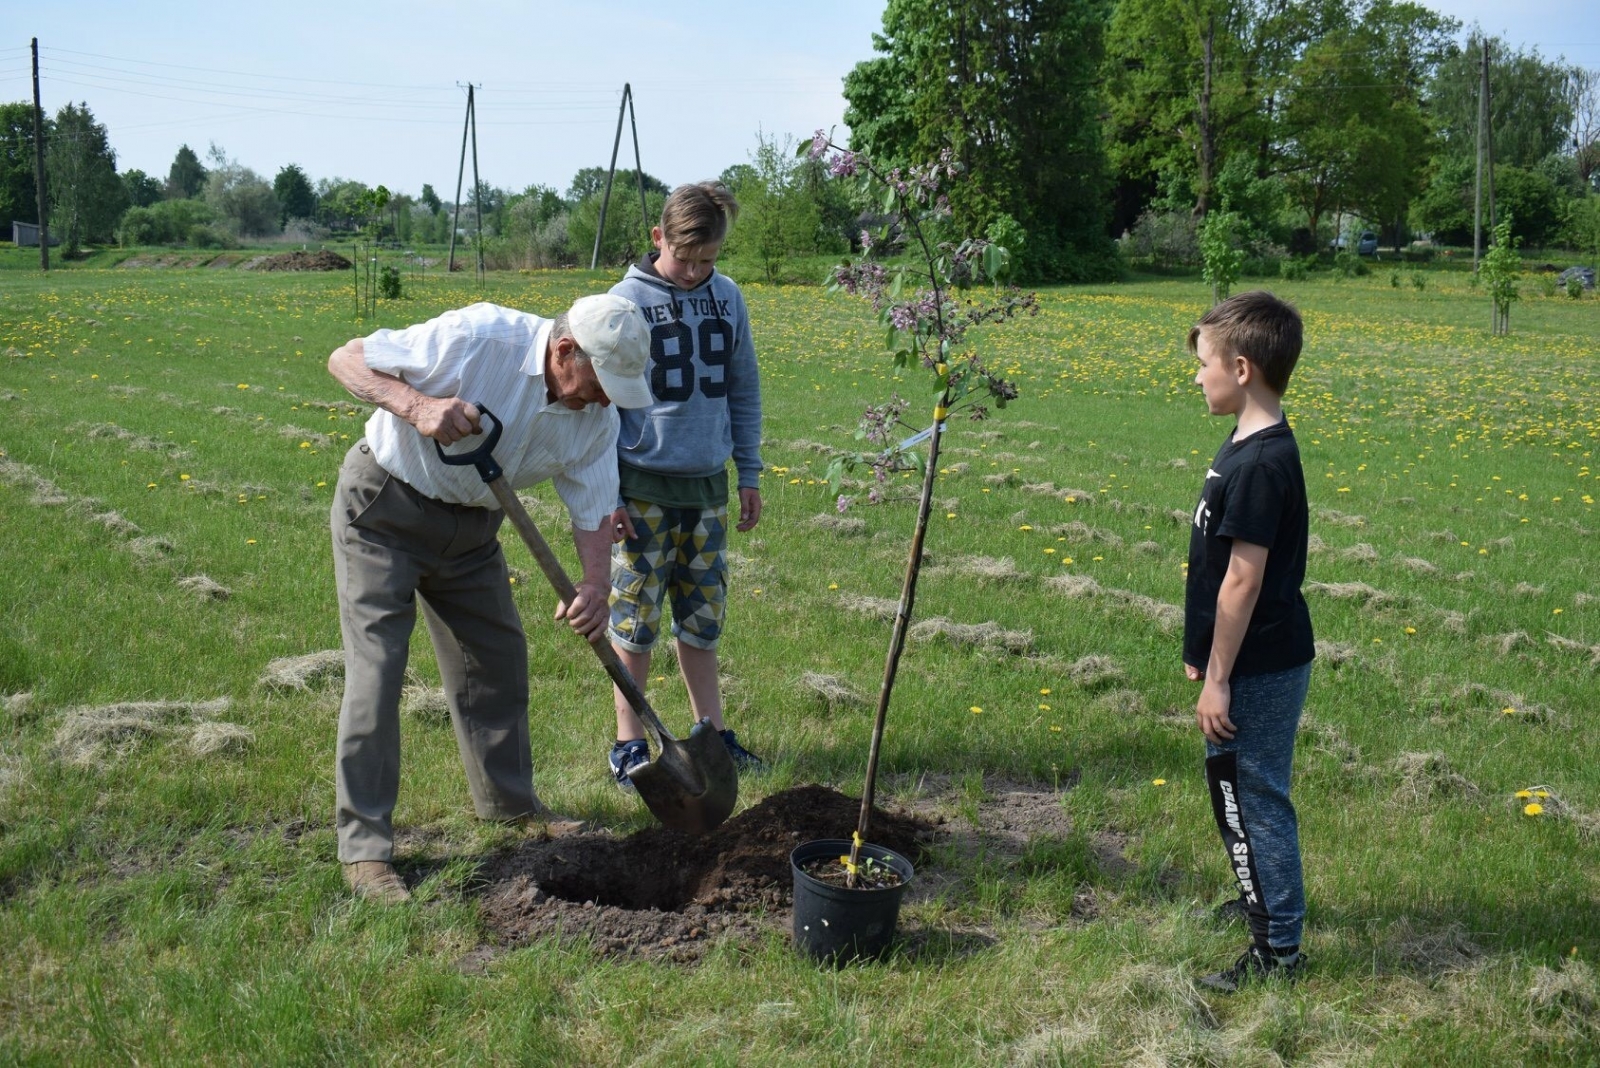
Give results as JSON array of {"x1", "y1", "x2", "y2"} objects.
[{"x1": 327, "y1": 293, "x2": 651, "y2": 903}]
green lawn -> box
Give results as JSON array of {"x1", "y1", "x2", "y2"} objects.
[{"x1": 1, "y1": 260, "x2": 1597, "y2": 1064}]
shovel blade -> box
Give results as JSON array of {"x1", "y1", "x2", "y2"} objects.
[{"x1": 628, "y1": 722, "x2": 738, "y2": 833}]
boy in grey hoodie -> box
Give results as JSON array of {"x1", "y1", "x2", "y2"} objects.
[{"x1": 604, "y1": 181, "x2": 765, "y2": 786}]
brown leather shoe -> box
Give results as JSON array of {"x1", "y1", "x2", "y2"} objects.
[{"x1": 343, "y1": 861, "x2": 411, "y2": 904}]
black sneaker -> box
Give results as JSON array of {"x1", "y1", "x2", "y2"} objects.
[
  {"x1": 719, "y1": 729, "x2": 766, "y2": 773},
  {"x1": 608, "y1": 739, "x2": 650, "y2": 791},
  {"x1": 1199, "y1": 945, "x2": 1305, "y2": 993}
]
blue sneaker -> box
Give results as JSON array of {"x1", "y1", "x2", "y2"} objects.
[
  {"x1": 608, "y1": 739, "x2": 650, "y2": 791},
  {"x1": 719, "y1": 729, "x2": 766, "y2": 773}
]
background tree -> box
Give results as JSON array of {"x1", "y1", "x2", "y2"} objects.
[
  {"x1": 165, "y1": 144, "x2": 207, "y2": 200},
  {"x1": 844, "y1": 0, "x2": 1117, "y2": 281},
  {"x1": 565, "y1": 166, "x2": 669, "y2": 205},
  {"x1": 1570, "y1": 67, "x2": 1600, "y2": 191},
  {"x1": 723, "y1": 131, "x2": 828, "y2": 282},
  {"x1": 0, "y1": 101, "x2": 45, "y2": 234},
  {"x1": 273, "y1": 164, "x2": 317, "y2": 226},
  {"x1": 120, "y1": 169, "x2": 163, "y2": 208},
  {"x1": 203, "y1": 145, "x2": 279, "y2": 239},
  {"x1": 1428, "y1": 34, "x2": 1576, "y2": 170},
  {"x1": 47, "y1": 102, "x2": 127, "y2": 255},
  {"x1": 316, "y1": 178, "x2": 374, "y2": 232},
  {"x1": 419, "y1": 183, "x2": 442, "y2": 216}
]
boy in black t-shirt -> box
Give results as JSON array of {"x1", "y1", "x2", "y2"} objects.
[{"x1": 1183, "y1": 290, "x2": 1315, "y2": 992}]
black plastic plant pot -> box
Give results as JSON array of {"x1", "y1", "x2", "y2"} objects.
[{"x1": 790, "y1": 839, "x2": 914, "y2": 964}]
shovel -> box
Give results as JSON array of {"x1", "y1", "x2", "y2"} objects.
[{"x1": 435, "y1": 405, "x2": 738, "y2": 834}]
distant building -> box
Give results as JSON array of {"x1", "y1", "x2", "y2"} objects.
[{"x1": 11, "y1": 221, "x2": 60, "y2": 247}]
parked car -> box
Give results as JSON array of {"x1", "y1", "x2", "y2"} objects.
[
  {"x1": 1331, "y1": 230, "x2": 1379, "y2": 256},
  {"x1": 1556, "y1": 266, "x2": 1595, "y2": 290}
]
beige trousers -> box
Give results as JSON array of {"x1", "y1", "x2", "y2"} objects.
[{"x1": 331, "y1": 441, "x2": 535, "y2": 862}]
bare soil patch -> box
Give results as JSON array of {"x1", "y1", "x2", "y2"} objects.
[{"x1": 475, "y1": 778, "x2": 1092, "y2": 964}]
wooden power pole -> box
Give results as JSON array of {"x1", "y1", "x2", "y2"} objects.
[
  {"x1": 446, "y1": 84, "x2": 483, "y2": 278},
  {"x1": 590, "y1": 84, "x2": 651, "y2": 270},
  {"x1": 31, "y1": 38, "x2": 49, "y2": 272},
  {"x1": 1473, "y1": 39, "x2": 1497, "y2": 269}
]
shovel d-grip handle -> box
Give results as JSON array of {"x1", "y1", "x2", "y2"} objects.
[
  {"x1": 433, "y1": 402, "x2": 505, "y2": 483},
  {"x1": 433, "y1": 404, "x2": 676, "y2": 750}
]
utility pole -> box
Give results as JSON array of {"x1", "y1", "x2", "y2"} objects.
[
  {"x1": 1473, "y1": 39, "x2": 1495, "y2": 269},
  {"x1": 590, "y1": 83, "x2": 651, "y2": 270},
  {"x1": 31, "y1": 38, "x2": 49, "y2": 272},
  {"x1": 1194, "y1": 17, "x2": 1215, "y2": 220},
  {"x1": 446, "y1": 84, "x2": 482, "y2": 277}
]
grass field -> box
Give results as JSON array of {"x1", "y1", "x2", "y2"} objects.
[{"x1": 1, "y1": 256, "x2": 1597, "y2": 1064}]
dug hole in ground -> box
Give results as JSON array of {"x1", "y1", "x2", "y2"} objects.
[{"x1": 470, "y1": 777, "x2": 1120, "y2": 965}]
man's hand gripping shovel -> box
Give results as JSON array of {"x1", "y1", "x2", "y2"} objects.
[{"x1": 436, "y1": 406, "x2": 737, "y2": 834}]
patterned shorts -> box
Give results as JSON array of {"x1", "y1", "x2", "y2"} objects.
[{"x1": 607, "y1": 501, "x2": 728, "y2": 652}]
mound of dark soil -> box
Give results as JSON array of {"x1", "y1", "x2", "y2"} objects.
[
  {"x1": 245, "y1": 249, "x2": 352, "y2": 272},
  {"x1": 478, "y1": 784, "x2": 933, "y2": 963}
]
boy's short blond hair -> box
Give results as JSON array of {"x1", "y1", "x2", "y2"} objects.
[
  {"x1": 1187, "y1": 290, "x2": 1304, "y2": 395},
  {"x1": 659, "y1": 181, "x2": 739, "y2": 250}
]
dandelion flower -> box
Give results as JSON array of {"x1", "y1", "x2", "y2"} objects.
[
  {"x1": 1049, "y1": 724, "x2": 1062, "y2": 732},
  {"x1": 1515, "y1": 789, "x2": 1532, "y2": 798},
  {"x1": 1404, "y1": 626, "x2": 1417, "y2": 634},
  {"x1": 179, "y1": 473, "x2": 191, "y2": 481},
  {"x1": 1040, "y1": 688, "x2": 1051, "y2": 695},
  {"x1": 969, "y1": 706, "x2": 983, "y2": 714},
  {"x1": 1153, "y1": 779, "x2": 1167, "y2": 786},
  {"x1": 246, "y1": 539, "x2": 257, "y2": 545},
  {"x1": 1524, "y1": 803, "x2": 1544, "y2": 816}
]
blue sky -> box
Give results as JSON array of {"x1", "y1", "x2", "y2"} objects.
[{"x1": 2, "y1": 1, "x2": 1596, "y2": 201}]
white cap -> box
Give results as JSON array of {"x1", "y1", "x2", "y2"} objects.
[{"x1": 568, "y1": 293, "x2": 652, "y2": 409}]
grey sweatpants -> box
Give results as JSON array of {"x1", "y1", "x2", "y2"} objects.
[{"x1": 331, "y1": 441, "x2": 536, "y2": 863}]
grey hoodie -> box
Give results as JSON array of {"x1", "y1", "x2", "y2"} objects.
[{"x1": 608, "y1": 253, "x2": 763, "y2": 489}]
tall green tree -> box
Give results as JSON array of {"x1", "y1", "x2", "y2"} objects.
[
  {"x1": 121, "y1": 169, "x2": 163, "y2": 208},
  {"x1": 47, "y1": 102, "x2": 126, "y2": 254},
  {"x1": 1429, "y1": 34, "x2": 1576, "y2": 170},
  {"x1": 1104, "y1": 0, "x2": 1343, "y2": 217},
  {"x1": 273, "y1": 163, "x2": 316, "y2": 225},
  {"x1": 843, "y1": 0, "x2": 1117, "y2": 281},
  {"x1": 565, "y1": 167, "x2": 669, "y2": 205},
  {"x1": 1278, "y1": 4, "x2": 1445, "y2": 243},
  {"x1": 165, "y1": 144, "x2": 207, "y2": 200},
  {"x1": 0, "y1": 101, "x2": 46, "y2": 235},
  {"x1": 204, "y1": 145, "x2": 279, "y2": 238}
]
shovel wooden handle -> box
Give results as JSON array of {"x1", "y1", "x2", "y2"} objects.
[
  {"x1": 485, "y1": 480, "x2": 677, "y2": 746},
  {"x1": 432, "y1": 406, "x2": 674, "y2": 748}
]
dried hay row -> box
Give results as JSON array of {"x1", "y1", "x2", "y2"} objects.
[
  {"x1": 177, "y1": 574, "x2": 232, "y2": 600},
  {"x1": 1546, "y1": 633, "x2": 1600, "y2": 667},
  {"x1": 259, "y1": 650, "x2": 345, "y2": 691},
  {"x1": 1316, "y1": 508, "x2": 1368, "y2": 528},
  {"x1": 1512, "y1": 786, "x2": 1600, "y2": 840},
  {"x1": 54, "y1": 698, "x2": 235, "y2": 767},
  {"x1": 926, "y1": 555, "x2": 1025, "y2": 583},
  {"x1": 908, "y1": 617, "x2": 1035, "y2": 655},
  {"x1": 1043, "y1": 573, "x2": 1183, "y2": 632},
  {"x1": 807, "y1": 513, "x2": 868, "y2": 536},
  {"x1": 0, "y1": 457, "x2": 72, "y2": 506},
  {"x1": 80, "y1": 422, "x2": 190, "y2": 458},
  {"x1": 799, "y1": 672, "x2": 865, "y2": 709},
  {"x1": 838, "y1": 594, "x2": 900, "y2": 621},
  {"x1": 1388, "y1": 751, "x2": 1478, "y2": 802},
  {"x1": 276, "y1": 425, "x2": 336, "y2": 449},
  {"x1": 1050, "y1": 521, "x2": 1124, "y2": 547},
  {"x1": 1064, "y1": 654, "x2": 1125, "y2": 688},
  {"x1": 189, "y1": 721, "x2": 255, "y2": 756},
  {"x1": 402, "y1": 686, "x2": 451, "y2": 718}
]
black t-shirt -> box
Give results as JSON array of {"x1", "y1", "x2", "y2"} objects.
[{"x1": 1183, "y1": 418, "x2": 1315, "y2": 678}]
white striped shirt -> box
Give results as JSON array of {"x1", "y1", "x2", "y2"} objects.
[{"x1": 360, "y1": 302, "x2": 619, "y2": 530}]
